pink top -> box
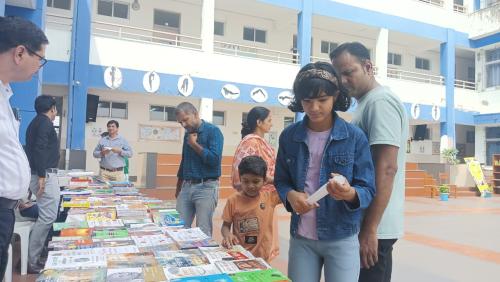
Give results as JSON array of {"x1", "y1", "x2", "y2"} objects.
[{"x1": 297, "y1": 128, "x2": 331, "y2": 240}]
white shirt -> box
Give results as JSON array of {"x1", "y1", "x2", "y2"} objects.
[{"x1": 0, "y1": 80, "x2": 31, "y2": 200}]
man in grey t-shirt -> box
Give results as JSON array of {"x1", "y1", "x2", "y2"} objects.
[{"x1": 331, "y1": 42, "x2": 408, "y2": 282}]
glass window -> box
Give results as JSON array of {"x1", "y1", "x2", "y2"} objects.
[
  {"x1": 486, "y1": 127, "x2": 500, "y2": 139},
  {"x1": 213, "y1": 111, "x2": 225, "y2": 126},
  {"x1": 98, "y1": 0, "x2": 129, "y2": 19},
  {"x1": 113, "y1": 2, "x2": 129, "y2": 19},
  {"x1": 243, "y1": 27, "x2": 266, "y2": 43},
  {"x1": 243, "y1": 27, "x2": 254, "y2": 41},
  {"x1": 47, "y1": 0, "x2": 71, "y2": 10},
  {"x1": 214, "y1": 21, "x2": 224, "y2": 36},
  {"x1": 388, "y1": 52, "x2": 402, "y2": 66},
  {"x1": 154, "y1": 10, "x2": 180, "y2": 28},
  {"x1": 284, "y1": 116, "x2": 295, "y2": 128},
  {"x1": 165, "y1": 107, "x2": 177, "y2": 122},
  {"x1": 97, "y1": 101, "x2": 110, "y2": 117},
  {"x1": 320, "y1": 41, "x2": 338, "y2": 54},
  {"x1": 255, "y1": 29, "x2": 266, "y2": 43},
  {"x1": 111, "y1": 102, "x2": 127, "y2": 119},
  {"x1": 485, "y1": 48, "x2": 500, "y2": 88},
  {"x1": 97, "y1": 0, "x2": 113, "y2": 17},
  {"x1": 415, "y1": 57, "x2": 430, "y2": 70},
  {"x1": 150, "y1": 105, "x2": 165, "y2": 121}
]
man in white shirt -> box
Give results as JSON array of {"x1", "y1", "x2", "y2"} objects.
[{"x1": 0, "y1": 16, "x2": 49, "y2": 278}]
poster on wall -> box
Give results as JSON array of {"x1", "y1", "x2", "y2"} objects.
[
  {"x1": 177, "y1": 75, "x2": 194, "y2": 97},
  {"x1": 410, "y1": 103, "x2": 420, "y2": 119},
  {"x1": 143, "y1": 71, "x2": 160, "y2": 93},
  {"x1": 250, "y1": 87, "x2": 268, "y2": 103},
  {"x1": 221, "y1": 84, "x2": 240, "y2": 100},
  {"x1": 139, "y1": 124, "x2": 181, "y2": 141},
  {"x1": 464, "y1": 157, "x2": 493, "y2": 194},
  {"x1": 431, "y1": 104, "x2": 441, "y2": 121},
  {"x1": 277, "y1": 91, "x2": 293, "y2": 106},
  {"x1": 104, "y1": 66, "x2": 123, "y2": 89}
]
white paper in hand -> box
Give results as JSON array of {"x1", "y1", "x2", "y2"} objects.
[{"x1": 306, "y1": 175, "x2": 347, "y2": 204}]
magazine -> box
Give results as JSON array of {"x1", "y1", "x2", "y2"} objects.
[
  {"x1": 106, "y1": 252, "x2": 158, "y2": 268},
  {"x1": 230, "y1": 269, "x2": 291, "y2": 282},
  {"x1": 163, "y1": 264, "x2": 221, "y2": 280},
  {"x1": 36, "y1": 268, "x2": 107, "y2": 282},
  {"x1": 44, "y1": 254, "x2": 107, "y2": 269},
  {"x1": 215, "y1": 258, "x2": 271, "y2": 274},
  {"x1": 154, "y1": 249, "x2": 209, "y2": 268},
  {"x1": 199, "y1": 245, "x2": 254, "y2": 263}
]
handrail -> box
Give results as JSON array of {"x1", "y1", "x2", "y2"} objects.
[
  {"x1": 454, "y1": 79, "x2": 476, "y2": 90},
  {"x1": 453, "y1": 4, "x2": 467, "y2": 13},
  {"x1": 213, "y1": 40, "x2": 299, "y2": 64},
  {"x1": 92, "y1": 20, "x2": 202, "y2": 50},
  {"x1": 387, "y1": 67, "x2": 444, "y2": 85}
]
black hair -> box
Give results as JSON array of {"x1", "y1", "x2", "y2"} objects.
[
  {"x1": 107, "y1": 120, "x2": 119, "y2": 128},
  {"x1": 238, "y1": 156, "x2": 267, "y2": 179},
  {"x1": 329, "y1": 42, "x2": 371, "y2": 63},
  {"x1": 34, "y1": 95, "x2": 56, "y2": 114},
  {"x1": 175, "y1": 102, "x2": 198, "y2": 115},
  {"x1": 241, "y1": 106, "x2": 270, "y2": 139},
  {"x1": 289, "y1": 61, "x2": 350, "y2": 113},
  {"x1": 0, "y1": 16, "x2": 49, "y2": 54}
]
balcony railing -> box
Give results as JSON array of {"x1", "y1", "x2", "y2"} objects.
[
  {"x1": 387, "y1": 67, "x2": 444, "y2": 85},
  {"x1": 213, "y1": 41, "x2": 299, "y2": 64},
  {"x1": 454, "y1": 79, "x2": 476, "y2": 90},
  {"x1": 416, "y1": 0, "x2": 444, "y2": 7},
  {"x1": 453, "y1": 4, "x2": 467, "y2": 13},
  {"x1": 92, "y1": 21, "x2": 202, "y2": 50},
  {"x1": 46, "y1": 13, "x2": 73, "y2": 31}
]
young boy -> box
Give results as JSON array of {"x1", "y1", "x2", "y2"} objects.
[{"x1": 221, "y1": 156, "x2": 282, "y2": 262}]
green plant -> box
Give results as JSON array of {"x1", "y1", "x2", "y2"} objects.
[
  {"x1": 441, "y1": 148, "x2": 459, "y2": 165},
  {"x1": 439, "y1": 184, "x2": 449, "y2": 194}
]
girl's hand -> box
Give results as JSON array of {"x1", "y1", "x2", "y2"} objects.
[
  {"x1": 222, "y1": 233, "x2": 240, "y2": 249},
  {"x1": 327, "y1": 173, "x2": 357, "y2": 203},
  {"x1": 287, "y1": 190, "x2": 319, "y2": 215}
]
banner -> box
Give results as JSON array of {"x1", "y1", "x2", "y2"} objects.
[{"x1": 464, "y1": 157, "x2": 493, "y2": 193}]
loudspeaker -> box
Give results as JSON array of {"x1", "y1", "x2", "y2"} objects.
[
  {"x1": 413, "y1": 124, "x2": 427, "y2": 141},
  {"x1": 86, "y1": 94, "x2": 99, "y2": 122}
]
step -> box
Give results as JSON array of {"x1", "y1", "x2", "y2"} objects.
[
  {"x1": 405, "y1": 187, "x2": 430, "y2": 197},
  {"x1": 405, "y1": 178, "x2": 426, "y2": 188},
  {"x1": 406, "y1": 170, "x2": 428, "y2": 178},
  {"x1": 406, "y1": 163, "x2": 419, "y2": 170}
]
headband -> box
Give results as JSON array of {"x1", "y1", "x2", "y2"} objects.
[{"x1": 296, "y1": 69, "x2": 339, "y2": 87}]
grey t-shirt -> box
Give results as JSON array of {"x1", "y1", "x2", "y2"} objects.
[{"x1": 352, "y1": 85, "x2": 408, "y2": 239}]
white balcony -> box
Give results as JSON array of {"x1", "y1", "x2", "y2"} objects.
[{"x1": 468, "y1": 3, "x2": 500, "y2": 38}]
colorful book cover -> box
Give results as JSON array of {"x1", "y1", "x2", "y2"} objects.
[
  {"x1": 143, "y1": 265, "x2": 168, "y2": 282},
  {"x1": 87, "y1": 219, "x2": 124, "y2": 228},
  {"x1": 60, "y1": 228, "x2": 92, "y2": 237},
  {"x1": 48, "y1": 239, "x2": 95, "y2": 251},
  {"x1": 93, "y1": 239, "x2": 136, "y2": 248},
  {"x1": 215, "y1": 258, "x2": 271, "y2": 274},
  {"x1": 85, "y1": 210, "x2": 117, "y2": 221},
  {"x1": 53, "y1": 221, "x2": 88, "y2": 231},
  {"x1": 62, "y1": 200, "x2": 90, "y2": 208},
  {"x1": 152, "y1": 209, "x2": 184, "y2": 227},
  {"x1": 106, "y1": 252, "x2": 158, "y2": 268},
  {"x1": 177, "y1": 238, "x2": 219, "y2": 250},
  {"x1": 199, "y1": 245, "x2": 254, "y2": 263},
  {"x1": 155, "y1": 249, "x2": 210, "y2": 268},
  {"x1": 106, "y1": 268, "x2": 144, "y2": 282},
  {"x1": 170, "y1": 273, "x2": 233, "y2": 282},
  {"x1": 44, "y1": 254, "x2": 107, "y2": 269},
  {"x1": 92, "y1": 228, "x2": 128, "y2": 239},
  {"x1": 163, "y1": 264, "x2": 221, "y2": 281},
  {"x1": 230, "y1": 269, "x2": 291, "y2": 282},
  {"x1": 36, "y1": 268, "x2": 107, "y2": 282}
]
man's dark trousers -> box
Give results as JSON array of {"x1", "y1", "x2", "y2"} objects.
[{"x1": 0, "y1": 208, "x2": 15, "y2": 280}]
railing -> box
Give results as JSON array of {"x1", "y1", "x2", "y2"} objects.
[
  {"x1": 468, "y1": 3, "x2": 500, "y2": 37},
  {"x1": 453, "y1": 4, "x2": 467, "y2": 13},
  {"x1": 213, "y1": 41, "x2": 299, "y2": 64},
  {"x1": 92, "y1": 21, "x2": 202, "y2": 50},
  {"x1": 45, "y1": 13, "x2": 73, "y2": 31},
  {"x1": 416, "y1": 0, "x2": 444, "y2": 7},
  {"x1": 387, "y1": 67, "x2": 444, "y2": 85},
  {"x1": 454, "y1": 79, "x2": 476, "y2": 90}
]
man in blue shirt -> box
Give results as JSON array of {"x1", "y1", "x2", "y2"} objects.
[{"x1": 175, "y1": 102, "x2": 224, "y2": 236}]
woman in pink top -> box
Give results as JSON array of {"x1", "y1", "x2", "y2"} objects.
[{"x1": 231, "y1": 106, "x2": 279, "y2": 258}]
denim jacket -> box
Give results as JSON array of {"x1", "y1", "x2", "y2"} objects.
[{"x1": 274, "y1": 113, "x2": 375, "y2": 240}]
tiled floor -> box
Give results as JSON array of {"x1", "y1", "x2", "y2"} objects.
[{"x1": 10, "y1": 195, "x2": 500, "y2": 282}]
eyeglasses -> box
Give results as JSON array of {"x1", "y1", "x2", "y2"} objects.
[{"x1": 24, "y1": 46, "x2": 47, "y2": 68}]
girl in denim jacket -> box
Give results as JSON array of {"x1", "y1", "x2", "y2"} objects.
[{"x1": 275, "y1": 62, "x2": 376, "y2": 282}]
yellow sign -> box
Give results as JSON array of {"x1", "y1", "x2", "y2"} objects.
[{"x1": 464, "y1": 157, "x2": 493, "y2": 193}]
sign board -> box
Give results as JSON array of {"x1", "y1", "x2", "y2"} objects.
[
  {"x1": 104, "y1": 66, "x2": 123, "y2": 89},
  {"x1": 464, "y1": 157, "x2": 493, "y2": 194},
  {"x1": 143, "y1": 71, "x2": 160, "y2": 93}
]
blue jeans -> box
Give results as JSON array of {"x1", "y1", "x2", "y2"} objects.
[
  {"x1": 176, "y1": 180, "x2": 219, "y2": 236},
  {"x1": 20, "y1": 204, "x2": 39, "y2": 219},
  {"x1": 288, "y1": 234, "x2": 360, "y2": 282}
]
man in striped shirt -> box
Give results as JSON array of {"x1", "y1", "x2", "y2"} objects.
[{"x1": 0, "y1": 16, "x2": 49, "y2": 278}]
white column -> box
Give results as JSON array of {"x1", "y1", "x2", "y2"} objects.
[
  {"x1": 375, "y1": 28, "x2": 388, "y2": 81},
  {"x1": 201, "y1": 0, "x2": 215, "y2": 53},
  {"x1": 199, "y1": 98, "x2": 213, "y2": 123},
  {"x1": 475, "y1": 126, "x2": 486, "y2": 164}
]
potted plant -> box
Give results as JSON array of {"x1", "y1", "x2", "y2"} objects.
[
  {"x1": 439, "y1": 184, "x2": 450, "y2": 201},
  {"x1": 441, "y1": 148, "x2": 459, "y2": 165}
]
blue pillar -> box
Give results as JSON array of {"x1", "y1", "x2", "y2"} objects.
[
  {"x1": 474, "y1": 0, "x2": 481, "y2": 11},
  {"x1": 67, "y1": 0, "x2": 92, "y2": 149},
  {"x1": 440, "y1": 29, "x2": 456, "y2": 149},
  {"x1": 296, "y1": 0, "x2": 312, "y2": 121},
  {"x1": 0, "y1": 0, "x2": 5, "y2": 16},
  {"x1": 5, "y1": 0, "x2": 46, "y2": 145}
]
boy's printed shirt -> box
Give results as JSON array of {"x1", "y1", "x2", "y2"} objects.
[{"x1": 222, "y1": 190, "x2": 281, "y2": 261}]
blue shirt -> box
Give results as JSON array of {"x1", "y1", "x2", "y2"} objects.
[
  {"x1": 177, "y1": 120, "x2": 224, "y2": 180},
  {"x1": 92, "y1": 134, "x2": 133, "y2": 170},
  {"x1": 274, "y1": 113, "x2": 375, "y2": 240}
]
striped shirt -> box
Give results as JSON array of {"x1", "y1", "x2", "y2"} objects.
[{"x1": 0, "y1": 80, "x2": 31, "y2": 200}]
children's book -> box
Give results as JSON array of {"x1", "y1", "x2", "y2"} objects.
[
  {"x1": 215, "y1": 258, "x2": 271, "y2": 274},
  {"x1": 199, "y1": 245, "x2": 254, "y2": 263},
  {"x1": 154, "y1": 249, "x2": 210, "y2": 268},
  {"x1": 170, "y1": 273, "x2": 233, "y2": 282},
  {"x1": 230, "y1": 269, "x2": 291, "y2": 282},
  {"x1": 163, "y1": 264, "x2": 221, "y2": 281},
  {"x1": 36, "y1": 268, "x2": 107, "y2": 282},
  {"x1": 106, "y1": 252, "x2": 158, "y2": 268},
  {"x1": 44, "y1": 254, "x2": 107, "y2": 269}
]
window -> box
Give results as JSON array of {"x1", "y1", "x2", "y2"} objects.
[
  {"x1": 97, "y1": 101, "x2": 128, "y2": 119},
  {"x1": 320, "y1": 41, "x2": 338, "y2": 54},
  {"x1": 284, "y1": 117, "x2": 295, "y2": 128},
  {"x1": 485, "y1": 48, "x2": 500, "y2": 88},
  {"x1": 213, "y1": 111, "x2": 225, "y2": 126},
  {"x1": 47, "y1": 0, "x2": 71, "y2": 10},
  {"x1": 415, "y1": 57, "x2": 430, "y2": 70},
  {"x1": 154, "y1": 10, "x2": 180, "y2": 28},
  {"x1": 243, "y1": 27, "x2": 266, "y2": 43},
  {"x1": 214, "y1": 21, "x2": 224, "y2": 36},
  {"x1": 466, "y1": 131, "x2": 475, "y2": 143},
  {"x1": 467, "y1": 66, "x2": 475, "y2": 82},
  {"x1": 149, "y1": 105, "x2": 176, "y2": 122},
  {"x1": 97, "y1": 0, "x2": 129, "y2": 19},
  {"x1": 388, "y1": 52, "x2": 402, "y2": 66}
]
